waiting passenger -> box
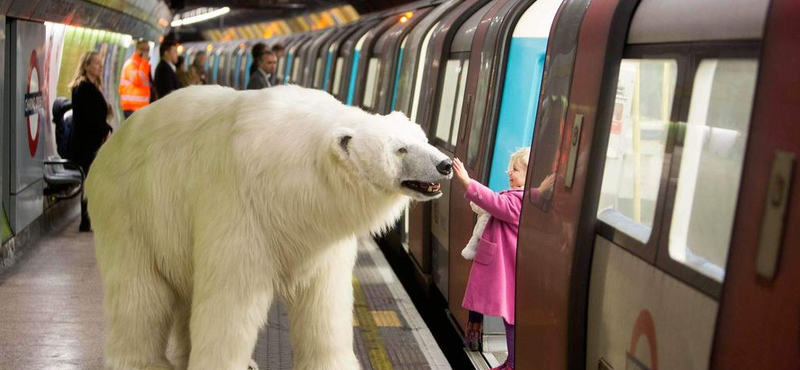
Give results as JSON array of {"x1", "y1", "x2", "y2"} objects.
[
  {"x1": 452, "y1": 148, "x2": 554, "y2": 370},
  {"x1": 271, "y1": 44, "x2": 285, "y2": 85},
  {"x1": 187, "y1": 51, "x2": 207, "y2": 85},
  {"x1": 272, "y1": 43, "x2": 285, "y2": 59},
  {"x1": 67, "y1": 51, "x2": 113, "y2": 232},
  {"x1": 175, "y1": 55, "x2": 189, "y2": 87},
  {"x1": 119, "y1": 39, "x2": 152, "y2": 119},
  {"x1": 247, "y1": 50, "x2": 277, "y2": 90},
  {"x1": 249, "y1": 42, "x2": 268, "y2": 76},
  {"x1": 154, "y1": 41, "x2": 181, "y2": 100}
]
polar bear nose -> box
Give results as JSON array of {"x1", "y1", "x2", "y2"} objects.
[{"x1": 437, "y1": 159, "x2": 453, "y2": 175}]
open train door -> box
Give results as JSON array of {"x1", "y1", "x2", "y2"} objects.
[
  {"x1": 514, "y1": 0, "x2": 640, "y2": 368},
  {"x1": 711, "y1": 0, "x2": 800, "y2": 368}
]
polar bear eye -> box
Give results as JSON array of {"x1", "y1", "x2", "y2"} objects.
[{"x1": 398, "y1": 147, "x2": 408, "y2": 155}]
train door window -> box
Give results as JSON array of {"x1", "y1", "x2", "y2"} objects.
[
  {"x1": 231, "y1": 52, "x2": 240, "y2": 88},
  {"x1": 434, "y1": 59, "x2": 466, "y2": 149},
  {"x1": 292, "y1": 57, "x2": 302, "y2": 83},
  {"x1": 314, "y1": 57, "x2": 324, "y2": 88},
  {"x1": 392, "y1": 36, "x2": 409, "y2": 113},
  {"x1": 333, "y1": 57, "x2": 344, "y2": 95},
  {"x1": 410, "y1": 22, "x2": 439, "y2": 122},
  {"x1": 597, "y1": 59, "x2": 677, "y2": 244},
  {"x1": 277, "y1": 54, "x2": 286, "y2": 81},
  {"x1": 234, "y1": 53, "x2": 242, "y2": 89},
  {"x1": 363, "y1": 58, "x2": 381, "y2": 109},
  {"x1": 241, "y1": 54, "x2": 250, "y2": 88},
  {"x1": 667, "y1": 59, "x2": 758, "y2": 281},
  {"x1": 218, "y1": 54, "x2": 227, "y2": 85},
  {"x1": 212, "y1": 54, "x2": 219, "y2": 84},
  {"x1": 450, "y1": 60, "x2": 470, "y2": 147}
]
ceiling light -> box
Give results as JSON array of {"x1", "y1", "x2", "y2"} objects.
[{"x1": 171, "y1": 7, "x2": 230, "y2": 27}]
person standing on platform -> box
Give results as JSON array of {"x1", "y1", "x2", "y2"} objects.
[
  {"x1": 119, "y1": 39, "x2": 152, "y2": 119},
  {"x1": 271, "y1": 43, "x2": 285, "y2": 59},
  {"x1": 187, "y1": 51, "x2": 207, "y2": 85},
  {"x1": 270, "y1": 43, "x2": 285, "y2": 85},
  {"x1": 154, "y1": 41, "x2": 181, "y2": 99},
  {"x1": 68, "y1": 51, "x2": 113, "y2": 232},
  {"x1": 247, "y1": 50, "x2": 277, "y2": 90},
  {"x1": 249, "y1": 42, "x2": 267, "y2": 76},
  {"x1": 176, "y1": 55, "x2": 189, "y2": 87}
]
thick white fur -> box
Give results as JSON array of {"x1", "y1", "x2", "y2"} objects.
[{"x1": 86, "y1": 85, "x2": 449, "y2": 370}]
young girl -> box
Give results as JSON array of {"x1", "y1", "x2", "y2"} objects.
[{"x1": 453, "y1": 148, "x2": 554, "y2": 370}]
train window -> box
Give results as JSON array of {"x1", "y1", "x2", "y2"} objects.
[
  {"x1": 363, "y1": 58, "x2": 381, "y2": 109},
  {"x1": 333, "y1": 57, "x2": 344, "y2": 95},
  {"x1": 465, "y1": 109, "x2": 482, "y2": 168},
  {"x1": 219, "y1": 54, "x2": 227, "y2": 85},
  {"x1": 206, "y1": 54, "x2": 215, "y2": 81},
  {"x1": 314, "y1": 57, "x2": 325, "y2": 88},
  {"x1": 277, "y1": 55, "x2": 286, "y2": 81},
  {"x1": 434, "y1": 59, "x2": 466, "y2": 147},
  {"x1": 597, "y1": 59, "x2": 677, "y2": 244},
  {"x1": 410, "y1": 22, "x2": 439, "y2": 122},
  {"x1": 451, "y1": 60, "x2": 470, "y2": 147},
  {"x1": 667, "y1": 59, "x2": 758, "y2": 282},
  {"x1": 292, "y1": 57, "x2": 302, "y2": 84},
  {"x1": 394, "y1": 36, "x2": 411, "y2": 114}
]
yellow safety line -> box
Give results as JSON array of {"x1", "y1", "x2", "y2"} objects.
[
  {"x1": 372, "y1": 311, "x2": 402, "y2": 327},
  {"x1": 352, "y1": 276, "x2": 394, "y2": 370}
]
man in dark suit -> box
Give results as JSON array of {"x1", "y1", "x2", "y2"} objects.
[
  {"x1": 154, "y1": 41, "x2": 181, "y2": 100},
  {"x1": 247, "y1": 50, "x2": 277, "y2": 90}
]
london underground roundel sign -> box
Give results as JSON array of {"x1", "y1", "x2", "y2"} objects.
[{"x1": 24, "y1": 50, "x2": 43, "y2": 157}]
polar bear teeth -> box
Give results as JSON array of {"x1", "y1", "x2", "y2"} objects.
[{"x1": 402, "y1": 181, "x2": 442, "y2": 195}]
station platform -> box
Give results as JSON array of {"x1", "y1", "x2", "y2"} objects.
[{"x1": 0, "y1": 218, "x2": 452, "y2": 370}]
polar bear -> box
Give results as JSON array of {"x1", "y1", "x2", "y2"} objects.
[{"x1": 85, "y1": 85, "x2": 451, "y2": 370}]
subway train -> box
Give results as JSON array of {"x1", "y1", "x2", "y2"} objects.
[
  {"x1": 4, "y1": 0, "x2": 799, "y2": 368},
  {"x1": 196, "y1": 0, "x2": 800, "y2": 369}
]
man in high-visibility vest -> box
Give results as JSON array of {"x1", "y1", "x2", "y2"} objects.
[{"x1": 119, "y1": 39, "x2": 152, "y2": 119}]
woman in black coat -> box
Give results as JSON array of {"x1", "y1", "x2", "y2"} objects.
[{"x1": 67, "y1": 51, "x2": 113, "y2": 232}]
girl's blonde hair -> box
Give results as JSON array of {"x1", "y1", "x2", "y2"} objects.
[
  {"x1": 68, "y1": 51, "x2": 103, "y2": 90},
  {"x1": 508, "y1": 147, "x2": 531, "y2": 172}
]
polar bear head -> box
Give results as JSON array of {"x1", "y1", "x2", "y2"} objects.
[{"x1": 331, "y1": 111, "x2": 452, "y2": 201}]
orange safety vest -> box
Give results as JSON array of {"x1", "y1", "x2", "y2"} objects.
[{"x1": 119, "y1": 53, "x2": 151, "y2": 111}]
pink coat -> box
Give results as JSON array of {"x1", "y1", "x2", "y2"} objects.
[{"x1": 461, "y1": 180, "x2": 523, "y2": 325}]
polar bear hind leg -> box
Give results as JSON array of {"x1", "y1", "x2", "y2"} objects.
[{"x1": 100, "y1": 239, "x2": 177, "y2": 370}]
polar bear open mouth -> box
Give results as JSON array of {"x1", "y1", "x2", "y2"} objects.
[{"x1": 402, "y1": 181, "x2": 442, "y2": 195}]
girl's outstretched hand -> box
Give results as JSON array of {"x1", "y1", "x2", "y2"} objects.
[{"x1": 453, "y1": 158, "x2": 471, "y2": 188}]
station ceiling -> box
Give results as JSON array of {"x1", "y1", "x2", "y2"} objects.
[{"x1": 166, "y1": 0, "x2": 414, "y2": 31}]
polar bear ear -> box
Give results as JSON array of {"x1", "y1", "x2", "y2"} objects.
[{"x1": 332, "y1": 127, "x2": 356, "y2": 161}]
